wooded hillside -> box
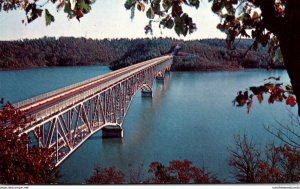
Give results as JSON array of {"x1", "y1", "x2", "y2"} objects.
[{"x1": 0, "y1": 37, "x2": 276, "y2": 71}]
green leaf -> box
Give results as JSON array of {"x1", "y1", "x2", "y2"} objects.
[
  {"x1": 173, "y1": 13, "x2": 196, "y2": 36},
  {"x1": 152, "y1": 0, "x2": 161, "y2": 6},
  {"x1": 217, "y1": 23, "x2": 226, "y2": 32},
  {"x1": 45, "y1": 9, "x2": 55, "y2": 26},
  {"x1": 162, "y1": 0, "x2": 173, "y2": 12},
  {"x1": 225, "y1": 2, "x2": 235, "y2": 15},
  {"x1": 146, "y1": 7, "x2": 155, "y2": 19},
  {"x1": 211, "y1": 2, "x2": 223, "y2": 13},
  {"x1": 64, "y1": 1, "x2": 75, "y2": 18},
  {"x1": 171, "y1": 2, "x2": 183, "y2": 17},
  {"x1": 78, "y1": 0, "x2": 91, "y2": 13},
  {"x1": 278, "y1": 48, "x2": 283, "y2": 63},
  {"x1": 151, "y1": 0, "x2": 161, "y2": 13},
  {"x1": 124, "y1": 0, "x2": 136, "y2": 10},
  {"x1": 130, "y1": 5, "x2": 135, "y2": 19},
  {"x1": 187, "y1": 0, "x2": 200, "y2": 9},
  {"x1": 224, "y1": 14, "x2": 235, "y2": 22},
  {"x1": 64, "y1": 1, "x2": 71, "y2": 13},
  {"x1": 174, "y1": 23, "x2": 181, "y2": 36},
  {"x1": 160, "y1": 16, "x2": 174, "y2": 29},
  {"x1": 27, "y1": 4, "x2": 43, "y2": 23},
  {"x1": 241, "y1": 13, "x2": 252, "y2": 26}
]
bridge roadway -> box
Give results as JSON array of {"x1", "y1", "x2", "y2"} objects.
[
  {"x1": 15, "y1": 55, "x2": 172, "y2": 133},
  {"x1": 12, "y1": 55, "x2": 173, "y2": 165}
]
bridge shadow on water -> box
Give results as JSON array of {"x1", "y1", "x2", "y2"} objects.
[
  {"x1": 88, "y1": 135, "x2": 124, "y2": 144},
  {"x1": 121, "y1": 72, "x2": 173, "y2": 149}
]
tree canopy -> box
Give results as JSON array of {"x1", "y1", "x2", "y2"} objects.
[
  {"x1": 0, "y1": 37, "x2": 270, "y2": 71},
  {"x1": 124, "y1": 0, "x2": 285, "y2": 64},
  {"x1": 0, "y1": 102, "x2": 58, "y2": 184}
]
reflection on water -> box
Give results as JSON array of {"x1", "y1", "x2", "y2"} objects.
[
  {"x1": 60, "y1": 69, "x2": 297, "y2": 183},
  {"x1": 0, "y1": 67, "x2": 297, "y2": 183}
]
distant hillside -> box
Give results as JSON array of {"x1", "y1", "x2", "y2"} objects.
[
  {"x1": 0, "y1": 37, "x2": 173, "y2": 70},
  {"x1": 172, "y1": 39, "x2": 273, "y2": 71},
  {"x1": 0, "y1": 37, "x2": 279, "y2": 71}
]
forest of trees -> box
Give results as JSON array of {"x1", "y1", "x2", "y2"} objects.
[
  {"x1": 172, "y1": 38, "x2": 274, "y2": 71},
  {"x1": 0, "y1": 37, "x2": 279, "y2": 71},
  {"x1": 0, "y1": 37, "x2": 172, "y2": 70}
]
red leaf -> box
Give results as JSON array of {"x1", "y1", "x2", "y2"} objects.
[
  {"x1": 256, "y1": 93, "x2": 263, "y2": 104},
  {"x1": 286, "y1": 96, "x2": 296, "y2": 107},
  {"x1": 247, "y1": 99, "x2": 252, "y2": 113},
  {"x1": 76, "y1": 9, "x2": 84, "y2": 20},
  {"x1": 268, "y1": 94, "x2": 275, "y2": 104}
]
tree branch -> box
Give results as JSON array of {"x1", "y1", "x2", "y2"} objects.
[
  {"x1": 249, "y1": 0, "x2": 286, "y2": 37},
  {"x1": 264, "y1": 125, "x2": 300, "y2": 149}
]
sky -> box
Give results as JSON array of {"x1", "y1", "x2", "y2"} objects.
[{"x1": 0, "y1": 0, "x2": 226, "y2": 41}]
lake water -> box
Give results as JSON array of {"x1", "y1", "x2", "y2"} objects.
[
  {"x1": 0, "y1": 66, "x2": 111, "y2": 104},
  {"x1": 0, "y1": 67, "x2": 297, "y2": 183}
]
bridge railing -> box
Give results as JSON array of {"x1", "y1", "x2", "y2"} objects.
[
  {"x1": 28, "y1": 57, "x2": 173, "y2": 124},
  {"x1": 33, "y1": 84, "x2": 103, "y2": 121},
  {"x1": 12, "y1": 71, "x2": 116, "y2": 109},
  {"x1": 13, "y1": 57, "x2": 165, "y2": 109}
]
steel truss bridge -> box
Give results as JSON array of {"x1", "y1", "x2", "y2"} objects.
[{"x1": 13, "y1": 55, "x2": 173, "y2": 166}]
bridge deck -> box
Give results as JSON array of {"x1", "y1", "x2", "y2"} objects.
[
  {"x1": 11, "y1": 55, "x2": 173, "y2": 166},
  {"x1": 16, "y1": 55, "x2": 172, "y2": 126}
]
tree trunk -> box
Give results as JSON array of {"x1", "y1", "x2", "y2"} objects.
[{"x1": 278, "y1": 0, "x2": 300, "y2": 116}]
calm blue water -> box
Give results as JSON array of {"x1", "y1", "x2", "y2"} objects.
[
  {"x1": 0, "y1": 66, "x2": 110, "y2": 103},
  {"x1": 0, "y1": 67, "x2": 297, "y2": 183}
]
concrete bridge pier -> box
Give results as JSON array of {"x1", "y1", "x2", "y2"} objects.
[
  {"x1": 102, "y1": 126, "x2": 124, "y2": 138},
  {"x1": 141, "y1": 90, "x2": 152, "y2": 97},
  {"x1": 156, "y1": 71, "x2": 165, "y2": 81},
  {"x1": 141, "y1": 84, "x2": 152, "y2": 97}
]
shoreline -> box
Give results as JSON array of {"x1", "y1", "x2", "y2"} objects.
[
  {"x1": 0, "y1": 64, "x2": 108, "y2": 72},
  {"x1": 0, "y1": 64, "x2": 285, "y2": 72}
]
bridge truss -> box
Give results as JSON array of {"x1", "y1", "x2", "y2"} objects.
[{"x1": 17, "y1": 56, "x2": 172, "y2": 166}]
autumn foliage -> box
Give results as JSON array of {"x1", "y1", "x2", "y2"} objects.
[
  {"x1": 85, "y1": 166, "x2": 125, "y2": 184},
  {"x1": 85, "y1": 160, "x2": 220, "y2": 184},
  {"x1": 229, "y1": 135, "x2": 300, "y2": 183},
  {"x1": 147, "y1": 160, "x2": 220, "y2": 184},
  {"x1": 0, "y1": 102, "x2": 58, "y2": 184},
  {"x1": 85, "y1": 147, "x2": 299, "y2": 184},
  {"x1": 233, "y1": 77, "x2": 297, "y2": 113}
]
